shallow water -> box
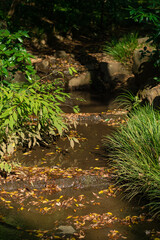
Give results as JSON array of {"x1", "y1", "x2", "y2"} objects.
[{"x1": 0, "y1": 90, "x2": 160, "y2": 240}]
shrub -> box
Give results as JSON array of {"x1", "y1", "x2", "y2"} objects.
[
  {"x1": 128, "y1": 1, "x2": 160, "y2": 70},
  {"x1": 0, "y1": 29, "x2": 36, "y2": 83},
  {"x1": 104, "y1": 32, "x2": 139, "y2": 64},
  {"x1": 104, "y1": 105, "x2": 160, "y2": 217},
  {"x1": 0, "y1": 79, "x2": 70, "y2": 158}
]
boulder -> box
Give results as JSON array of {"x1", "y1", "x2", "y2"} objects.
[
  {"x1": 13, "y1": 72, "x2": 27, "y2": 84},
  {"x1": 68, "y1": 71, "x2": 92, "y2": 89},
  {"x1": 99, "y1": 61, "x2": 132, "y2": 91},
  {"x1": 137, "y1": 37, "x2": 150, "y2": 45},
  {"x1": 57, "y1": 225, "x2": 76, "y2": 235},
  {"x1": 54, "y1": 50, "x2": 67, "y2": 58},
  {"x1": 138, "y1": 84, "x2": 160, "y2": 105},
  {"x1": 35, "y1": 59, "x2": 50, "y2": 73},
  {"x1": 132, "y1": 49, "x2": 151, "y2": 75},
  {"x1": 132, "y1": 49, "x2": 157, "y2": 89}
]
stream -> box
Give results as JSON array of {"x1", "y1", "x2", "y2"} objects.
[{"x1": 0, "y1": 90, "x2": 160, "y2": 240}]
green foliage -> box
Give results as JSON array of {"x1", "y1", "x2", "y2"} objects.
[
  {"x1": 104, "y1": 33, "x2": 139, "y2": 64},
  {"x1": 104, "y1": 105, "x2": 160, "y2": 217},
  {"x1": 68, "y1": 67, "x2": 77, "y2": 76},
  {"x1": 0, "y1": 161, "x2": 12, "y2": 174},
  {"x1": 128, "y1": 1, "x2": 160, "y2": 68},
  {"x1": 0, "y1": 29, "x2": 36, "y2": 83},
  {"x1": 115, "y1": 91, "x2": 142, "y2": 111},
  {"x1": 0, "y1": 80, "x2": 70, "y2": 158}
]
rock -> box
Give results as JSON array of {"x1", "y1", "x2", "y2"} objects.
[
  {"x1": 111, "y1": 73, "x2": 135, "y2": 91},
  {"x1": 99, "y1": 62, "x2": 130, "y2": 84},
  {"x1": 138, "y1": 84, "x2": 160, "y2": 105},
  {"x1": 40, "y1": 39, "x2": 47, "y2": 46},
  {"x1": 48, "y1": 56, "x2": 56, "y2": 65},
  {"x1": 108, "y1": 62, "x2": 130, "y2": 76},
  {"x1": 99, "y1": 61, "x2": 132, "y2": 91},
  {"x1": 132, "y1": 49, "x2": 157, "y2": 89},
  {"x1": 68, "y1": 71, "x2": 92, "y2": 89},
  {"x1": 55, "y1": 34, "x2": 64, "y2": 42},
  {"x1": 35, "y1": 59, "x2": 50, "y2": 73},
  {"x1": 132, "y1": 49, "x2": 151, "y2": 75},
  {"x1": 137, "y1": 37, "x2": 150, "y2": 45},
  {"x1": 86, "y1": 63, "x2": 98, "y2": 71},
  {"x1": 99, "y1": 62, "x2": 110, "y2": 84},
  {"x1": 13, "y1": 72, "x2": 27, "y2": 84},
  {"x1": 57, "y1": 225, "x2": 76, "y2": 235},
  {"x1": 55, "y1": 50, "x2": 67, "y2": 58}
]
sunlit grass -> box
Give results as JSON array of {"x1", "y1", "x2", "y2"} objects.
[
  {"x1": 104, "y1": 105, "x2": 160, "y2": 217},
  {"x1": 104, "y1": 32, "x2": 139, "y2": 64}
]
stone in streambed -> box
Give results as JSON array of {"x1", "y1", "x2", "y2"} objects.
[{"x1": 57, "y1": 225, "x2": 76, "y2": 235}]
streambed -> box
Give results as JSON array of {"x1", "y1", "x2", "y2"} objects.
[{"x1": 0, "y1": 91, "x2": 160, "y2": 240}]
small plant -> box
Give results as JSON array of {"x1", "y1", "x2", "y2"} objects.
[
  {"x1": 104, "y1": 105, "x2": 160, "y2": 217},
  {"x1": 0, "y1": 79, "x2": 70, "y2": 157},
  {"x1": 104, "y1": 32, "x2": 139, "y2": 64},
  {"x1": 0, "y1": 29, "x2": 80, "y2": 174},
  {"x1": 0, "y1": 161, "x2": 12, "y2": 174},
  {"x1": 115, "y1": 90, "x2": 142, "y2": 111}
]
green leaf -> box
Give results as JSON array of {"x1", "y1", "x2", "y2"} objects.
[
  {"x1": 54, "y1": 121, "x2": 63, "y2": 136},
  {"x1": 0, "y1": 162, "x2": 4, "y2": 171},
  {"x1": 13, "y1": 111, "x2": 18, "y2": 122},
  {"x1": 9, "y1": 115, "x2": 14, "y2": 130}
]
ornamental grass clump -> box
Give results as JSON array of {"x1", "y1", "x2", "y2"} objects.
[
  {"x1": 104, "y1": 32, "x2": 139, "y2": 64},
  {"x1": 104, "y1": 105, "x2": 160, "y2": 217}
]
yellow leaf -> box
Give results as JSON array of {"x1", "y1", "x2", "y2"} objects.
[
  {"x1": 46, "y1": 152, "x2": 55, "y2": 155},
  {"x1": 36, "y1": 233, "x2": 44, "y2": 237},
  {"x1": 23, "y1": 151, "x2": 32, "y2": 155},
  {"x1": 20, "y1": 207, "x2": 24, "y2": 211},
  {"x1": 107, "y1": 212, "x2": 112, "y2": 215},
  {"x1": 98, "y1": 190, "x2": 104, "y2": 194},
  {"x1": 66, "y1": 215, "x2": 73, "y2": 219},
  {"x1": 0, "y1": 197, "x2": 6, "y2": 201}
]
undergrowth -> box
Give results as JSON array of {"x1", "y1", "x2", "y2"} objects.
[
  {"x1": 104, "y1": 32, "x2": 139, "y2": 64},
  {"x1": 104, "y1": 105, "x2": 160, "y2": 218},
  {"x1": 115, "y1": 90, "x2": 142, "y2": 111},
  {"x1": 0, "y1": 29, "x2": 78, "y2": 174}
]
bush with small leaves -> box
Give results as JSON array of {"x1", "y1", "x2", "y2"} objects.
[{"x1": 0, "y1": 29, "x2": 36, "y2": 83}]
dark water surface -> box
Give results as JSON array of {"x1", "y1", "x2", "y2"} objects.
[{"x1": 0, "y1": 91, "x2": 160, "y2": 240}]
